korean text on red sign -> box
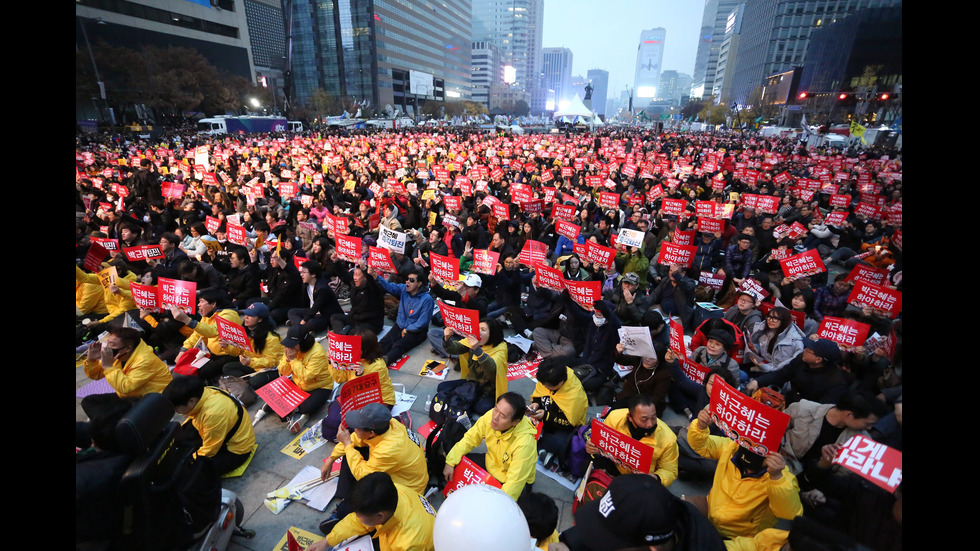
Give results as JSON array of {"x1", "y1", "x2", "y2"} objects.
[
  {"x1": 833, "y1": 435, "x2": 902, "y2": 492},
  {"x1": 590, "y1": 419, "x2": 654, "y2": 473},
  {"x1": 709, "y1": 377, "x2": 789, "y2": 456}
]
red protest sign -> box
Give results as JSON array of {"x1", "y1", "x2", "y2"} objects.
[
  {"x1": 698, "y1": 217, "x2": 724, "y2": 234},
  {"x1": 91, "y1": 237, "x2": 119, "y2": 251},
  {"x1": 521, "y1": 198, "x2": 544, "y2": 214},
  {"x1": 669, "y1": 319, "x2": 687, "y2": 358},
  {"x1": 518, "y1": 240, "x2": 548, "y2": 267},
  {"x1": 657, "y1": 241, "x2": 697, "y2": 268},
  {"x1": 430, "y1": 252, "x2": 459, "y2": 282},
  {"x1": 328, "y1": 332, "x2": 362, "y2": 368},
  {"x1": 256, "y1": 376, "x2": 310, "y2": 418},
  {"x1": 339, "y1": 371, "x2": 384, "y2": 425},
  {"x1": 552, "y1": 203, "x2": 576, "y2": 221},
  {"x1": 205, "y1": 215, "x2": 221, "y2": 234},
  {"x1": 817, "y1": 316, "x2": 871, "y2": 348},
  {"x1": 158, "y1": 278, "x2": 196, "y2": 314},
  {"x1": 779, "y1": 249, "x2": 826, "y2": 279},
  {"x1": 444, "y1": 195, "x2": 462, "y2": 211},
  {"x1": 227, "y1": 223, "x2": 248, "y2": 246},
  {"x1": 506, "y1": 359, "x2": 541, "y2": 381},
  {"x1": 555, "y1": 219, "x2": 581, "y2": 241},
  {"x1": 122, "y1": 244, "x2": 165, "y2": 262},
  {"x1": 824, "y1": 211, "x2": 848, "y2": 226},
  {"x1": 162, "y1": 181, "x2": 185, "y2": 200},
  {"x1": 492, "y1": 202, "x2": 510, "y2": 219},
  {"x1": 590, "y1": 419, "x2": 654, "y2": 473},
  {"x1": 84, "y1": 242, "x2": 109, "y2": 273},
  {"x1": 833, "y1": 435, "x2": 902, "y2": 493},
  {"x1": 471, "y1": 248, "x2": 500, "y2": 276},
  {"x1": 129, "y1": 282, "x2": 160, "y2": 310},
  {"x1": 844, "y1": 264, "x2": 889, "y2": 286},
  {"x1": 709, "y1": 377, "x2": 790, "y2": 456},
  {"x1": 564, "y1": 279, "x2": 600, "y2": 310},
  {"x1": 662, "y1": 198, "x2": 687, "y2": 216},
  {"x1": 438, "y1": 301, "x2": 480, "y2": 336},
  {"x1": 646, "y1": 185, "x2": 664, "y2": 202},
  {"x1": 673, "y1": 229, "x2": 695, "y2": 247},
  {"x1": 584, "y1": 240, "x2": 616, "y2": 268},
  {"x1": 599, "y1": 192, "x2": 619, "y2": 209},
  {"x1": 368, "y1": 246, "x2": 397, "y2": 273},
  {"x1": 679, "y1": 356, "x2": 709, "y2": 384},
  {"x1": 443, "y1": 456, "x2": 502, "y2": 497},
  {"x1": 533, "y1": 263, "x2": 565, "y2": 292},
  {"x1": 335, "y1": 233, "x2": 362, "y2": 263},
  {"x1": 215, "y1": 315, "x2": 253, "y2": 352},
  {"x1": 848, "y1": 280, "x2": 902, "y2": 318}
]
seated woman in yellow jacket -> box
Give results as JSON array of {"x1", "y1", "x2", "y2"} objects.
[
  {"x1": 261, "y1": 325, "x2": 335, "y2": 434},
  {"x1": 441, "y1": 318, "x2": 508, "y2": 414},
  {"x1": 220, "y1": 302, "x2": 285, "y2": 390},
  {"x1": 172, "y1": 289, "x2": 244, "y2": 384},
  {"x1": 328, "y1": 329, "x2": 396, "y2": 408}
]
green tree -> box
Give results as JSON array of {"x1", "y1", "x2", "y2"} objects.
[{"x1": 512, "y1": 99, "x2": 530, "y2": 116}]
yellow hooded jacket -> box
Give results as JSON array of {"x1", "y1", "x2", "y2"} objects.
[
  {"x1": 530, "y1": 367, "x2": 588, "y2": 428},
  {"x1": 183, "y1": 387, "x2": 256, "y2": 458},
  {"x1": 445, "y1": 409, "x2": 538, "y2": 500},
  {"x1": 277, "y1": 341, "x2": 334, "y2": 392},
  {"x1": 181, "y1": 309, "x2": 244, "y2": 357},
  {"x1": 84, "y1": 339, "x2": 172, "y2": 398},
  {"x1": 325, "y1": 482, "x2": 436, "y2": 551},
  {"x1": 329, "y1": 357, "x2": 396, "y2": 406},
  {"x1": 330, "y1": 418, "x2": 428, "y2": 495},
  {"x1": 601, "y1": 409, "x2": 679, "y2": 485},
  {"x1": 239, "y1": 331, "x2": 285, "y2": 372}
]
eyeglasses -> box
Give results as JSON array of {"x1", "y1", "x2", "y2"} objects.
[
  {"x1": 406, "y1": 278, "x2": 419, "y2": 283},
  {"x1": 767, "y1": 315, "x2": 781, "y2": 320}
]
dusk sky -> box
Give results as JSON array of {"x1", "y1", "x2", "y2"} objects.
[{"x1": 542, "y1": 0, "x2": 707, "y2": 99}]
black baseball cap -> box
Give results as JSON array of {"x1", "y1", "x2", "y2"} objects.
[{"x1": 573, "y1": 474, "x2": 677, "y2": 550}]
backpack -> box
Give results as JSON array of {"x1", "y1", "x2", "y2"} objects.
[
  {"x1": 567, "y1": 425, "x2": 593, "y2": 479},
  {"x1": 572, "y1": 462, "x2": 614, "y2": 514},
  {"x1": 429, "y1": 380, "x2": 478, "y2": 424},
  {"x1": 424, "y1": 418, "x2": 469, "y2": 490}
]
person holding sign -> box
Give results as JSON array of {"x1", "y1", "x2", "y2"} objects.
[
  {"x1": 373, "y1": 268, "x2": 435, "y2": 365},
  {"x1": 443, "y1": 392, "x2": 538, "y2": 500},
  {"x1": 172, "y1": 289, "x2": 245, "y2": 384},
  {"x1": 311, "y1": 472, "x2": 435, "y2": 551},
  {"x1": 82, "y1": 327, "x2": 173, "y2": 414},
  {"x1": 330, "y1": 266, "x2": 386, "y2": 335},
  {"x1": 220, "y1": 303, "x2": 285, "y2": 390},
  {"x1": 273, "y1": 326, "x2": 335, "y2": 433},
  {"x1": 746, "y1": 338, "x2": 848, "y2": 406},
  {"x1": 287, "y1": 259, "x2": 344, "y2": 335},
  {"x1": 648, "y1": 263, "x2": 698, "y2": 331},
  {"x1": 528, "y1": 357, "x2": 588, "y2": 472},
  {"x1": 687, "y1": 407, "x2": 803, "y2": 539},
  {"x1": 442, "y1": 318, "x2": 509, "y2": 410},
  {"x1": 328, "y1": 330, "x2": 396, "y2": 407},
  {"x1": 321, "y1": 403, "x2": 428, "y2": 528},
  {"x1": 586, "y1": 394, "x2": 679, "y2": 486}
]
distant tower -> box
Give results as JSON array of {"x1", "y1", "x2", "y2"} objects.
[{"x1": 634, "y1": 28, "x2": 666, "y2": 104}]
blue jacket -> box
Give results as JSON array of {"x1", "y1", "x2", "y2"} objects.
[{"x1": 377, "y1": 277, "x2": 434, "y2": 333}]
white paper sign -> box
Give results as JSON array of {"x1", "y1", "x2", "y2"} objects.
[
  {"x1": 617, "y1": 228, "x2": 645, "y2": 248},
  {"x1": 618, "y1": 326, "x2": 657, "y2": 359},
  {"x1": 379, "y1": 225, "x2": 407, "y2": 254}
]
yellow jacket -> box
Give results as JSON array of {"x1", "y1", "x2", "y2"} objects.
[
  {"x1": 76, "y1": 279, "x2": 108, "y2": 315},
  {"x1": 453, "y1": 340, "x2": 509, "y2": 400},
  {"x1": 688, "y1": 422, "x2": 803, "y2": 539},
  {"x1": 181, "y1": 309, "x2": 244, "y2": 357},
  {"x1": 183, "y1": 387, "x2": 256, "y2": 458},
  {"x1": 445, "y1": 409, "x2": 538, "y2": 500},
  {"x1": 277, "y1": 342, "x2": 334, "y2": 392},
  {"x1": 530, "y1": 367, "x2": 588, "y2": 428},
  {"x1": 239, "y1": 331, "x2": 285, "y2": 372},
  {"x1": 326, "y1": 482, "x2": 436, "y2": 551},
  {"x1": 75, "y1": 266, "x2": 137, "y2": 323},
  {"x1": 83, "y1": 340, "x2": 172, "y2": 398},
  {"x1": 537, "y1": 530, "x2": 560, "y2": 550},
  {"x1": 602, "y1": 409, "x2": 679, "y2": 485},
  {"x1": 330, "y1": 418, "x2": 428, "y2": 495},
  {"x1": 724, "y1": 529, "x2": 790, "y2": 551},
  {"x1": 329, "y1": 357, "x2": 396, "y2": 406}
]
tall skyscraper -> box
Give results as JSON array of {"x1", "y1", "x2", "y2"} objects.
[
  {"x1": 712, "y1": 3, "x2": 745, "y2": 103},
  {"x1": 729, "y1": 0, "x2": 902, "y2": 106},
  {"x1": 245, "y1": 0, "x2": 287, "y2": 110},
  {"x1": 658, "y1": 70, "x2": 692, "y2": 105},
  {"x1": 471, "y1": 41, "x2": 501, "y2": 108},
  {"x1": 471, "y1": 0, "x2": 544, "y2": 95},
  {"x1": 634, "y1": 28, "x2": 666, "y2": 102},
  {"x1": 541, "y1": 47, "x2": 573, "y2": 108},
  {"x1": 691, "y1": 0, "x2": 744, "y2": 101},
  {"x1": 587, "y1": 69, "x2": 609, "y2": 115},
  {"x1": 287, "y1": 0, "x2": 472, "y2": 113}
]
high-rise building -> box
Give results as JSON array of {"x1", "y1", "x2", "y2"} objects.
[
  {"x1": 658, "y1": 70, "x2": 693, "y2": 105},
  {"x1": 541, "y1": 47, "x2": 573, "y2": 110},
  {"x1": 728, "y1": 0, "x2": 902, "y2": 106},
  {"x1": 245, "y1": 0, "x2": 287, "y2": 111},
  {"x1": 712, "y1": 3, "x2": 745, "y2": 103},
  {"x1": 587, "y1": 69, "x2": 609, "y2": 116},
  {"x1": 288, "y1": 0, "x2": 472, "y2": 114},
  {"x1": 471, "y1": 0, "x2": 544, "y2": 95},
  {"x1": 634, "y1": 28, "x2": 666, "y2": 101},
  {"x1": 691, "y1": 0, "x2": 744, "y2": 101},
  {"x1": 471, "y1": 41, "x2": 501, "y2": 109}
]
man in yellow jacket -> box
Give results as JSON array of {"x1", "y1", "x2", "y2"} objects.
[
  {"x1": 585, "y1": 394, "x2": 679, "y2": 486},
  {"x1": 83, "y1": 327, "x2": 172, "y2": 404},
  {"x1": 688, "y1": 407, "x2": 803, "y2": 539},
  {"x1": 172, "y1": 289, "x2": 244, "y2": 383},
  {"x1": 321, "y1": 403, "x2": 428, "y2": 526},
  {"x1": 312, "y1": 472, "x2": 435, "y2": 551},
  {"x1": 528, "y1": 358, "x2": 588, "y2": 473},
  {"x1": 443, "y1": 392, "x2": 538, "y2": 500},
  {"x1": 163, "y1": 375, "x2": 256, "y2": 476}
]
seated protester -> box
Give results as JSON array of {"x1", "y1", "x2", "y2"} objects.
[
  {"x1": 812, "y1": 275, "x2": 852, "y2": 322},
  {"x1": 614, "y1": 244, "x2": 650, "y2": 292},
  {"x1": 147, "y1": 231, "x2": 189, "y2": 280},
  {"x1": 690, "y1": 230, "x2": 723, "y2": 282},
  {"x1": 215, "y1": 246, "x2": 261, "y2": 310},
  {"x1": 585, "y1": 394, "x2": 679, "y2": 486},
  {"x1": 162, "y1": 375, "x2": 256, "y2": 477},
  {"x1": 561, "y1": 474, "x2": 726, "y2": 551},
  {"x1": 259, "y1": 251, "x2": 307, "y2": 326},
  {"x1": 372, "y1": 267, "x2": 434, "y2": 365},
  {"x1": 176, "y1": 258, "x2": 225, "y2": 299},
  {"x1": 690, "y1": 330, "x2": 741, "y2": 383},
  {"x1": 723, "y1": 290, "x2": 764, "y2": 335},
  {"x1": 648, "y1": 262, "x2": 697, "y2": 331},
  {"x1": 518, "y1": 492, "x2": 560, "y2": 551},
  {"x1": 320, "y1": 403, "x2": 428, "y2": 525},
  {"x1": 787, "y1": 289, "x2": 820, "y2": 336},
  {"x1": 441, "y1": 318, "x2": 508, "y2": 412},
  {"x1": 610, "y1": 340, "x2": 672, "y2": 415},
  {"x1": 287, "y1": 259, "x2": 344, "y2": 334},
  {"x1": 746, "y1": 338, "x2": 848, "y2": 406},
  {"x1": 666, "y1": 366, "x2": 738, "y2": 481},
  {"x1": 328, "y1": 330, "x2": 396, "y2": 408},
  {"x1": 260, "y1": 326, "x2": 335, "y2": 433},
  {"x1": 485, "y1": 253, "x2": 526, "y2": 321},
  {"x1": 688, "y1": 317, "x2": 745, "y2": 366},
  {"x1": 510, "y1": 264, "x2": 560, "y2": 339},
  {"x1": 743, "y1": 306, "x2": 806, "y2": 375},
  {"x1": 724, "y1": 233, "x2": 756, "y2": 286},
  {"x1": 695, "y1": 267, "x2": 738, "y2": 309},
  {"x1": 76, "y1": 402, "x2": 134, "y2": 546},
  {"x1": 426, "y1": 273, "x2": 488, "y2": 358},
  {"x1": 76, "y1": 271, "x2": 108, "y2": 318},
  {"x1": 171, "y1": 289, "x2": 245, "y2": 385},
  {"x1": 580, "y1": 300, "x2": 623, "y2": 385},
  {"x1": 528, "y1": 357, "x2": 588, "y2": 472},
  {"x1": 330, "y1": 265, "x2": 386, "y2": 335},
  {"x1": 443, "y1": 392, "x2": 538, "y2": 500},
  {"x1": 783, "y1": 390, "x2": 888, "y2": 479},
  {"x1": 312, "y1": 472, "x2": 436, "y2": 551},
  {"x1": 558, "y1": 252, "x2": 590, "y2": 281},
  {"x1": 81, "y1": 327, "x2": 173, "y2": 417},
  {"x1": 602, "y1": 271, "x2": 649, "y2": 327},
  {"x1": 75, "y1": 261, "x2": 140, "y2": 344},
  {"x1": 220, "y1": 302, "x2": 285, "y2": 389},
  {"x1": 687, "y1": 407, "x2": 803, "y2": 540}
]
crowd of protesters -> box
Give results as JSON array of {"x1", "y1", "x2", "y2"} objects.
[{"x1": 76, "y1": 124, "x2": 902, "y2": 551}]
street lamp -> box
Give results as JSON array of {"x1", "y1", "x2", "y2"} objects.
[{"x1": 77, "y1": 16, "x2": 115, "y2": 132}]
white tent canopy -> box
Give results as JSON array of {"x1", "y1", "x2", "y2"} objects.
[{"x1": 553, "y1": 94, "x2": 594, "y2": 118}]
